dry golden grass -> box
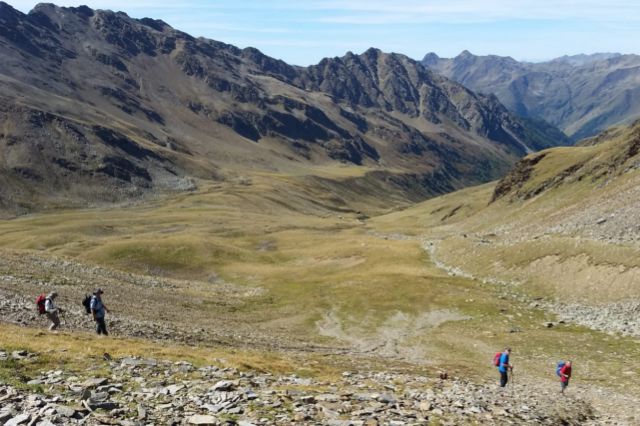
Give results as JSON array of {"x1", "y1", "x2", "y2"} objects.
[
  {"x1": 0, "y1": 162, "x2": 639, "y2": 397},
  {"x1": 0, "y1": 323, "x2": 341, "y2": 383}
]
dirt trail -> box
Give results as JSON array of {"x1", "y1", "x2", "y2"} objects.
[{"x1": 420, "y1": 238, "x2": 640, "y2": 424}]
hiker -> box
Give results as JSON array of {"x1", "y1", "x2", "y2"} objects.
[
  {"x1": 90, "y1": 288, "x2": 110, "y2": 336},
  {"x1": 498, "y1": 347, "x2": 513, "y2": 387},
  {"x1": 559, "y1": 360, "x2": 572, "y2": 394},
  {"x1": 44, "y1": 292, "x2": 63, "y2": 331}
]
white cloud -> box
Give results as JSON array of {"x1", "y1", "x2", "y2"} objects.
[{"x1": 289, "y1": 0, "x2": 640, "y2": 24}]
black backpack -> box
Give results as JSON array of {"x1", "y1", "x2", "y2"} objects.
[{"x1": 82, "y1": 295, "x2": 92, "y2": 314}]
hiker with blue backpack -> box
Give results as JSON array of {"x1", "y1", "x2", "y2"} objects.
[
  {"x1": 557, "y1": 360, "x2": 572, "y2": 394},
  {"x1": 89, "y1": 288, "x2": 110, "y2": 336},
  {"x1": 494, "y1": 347, "x2": 513, "y2": 387}
]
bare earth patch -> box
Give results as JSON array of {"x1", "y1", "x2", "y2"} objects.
[{"x1": 316, "y1": 309, "x2": 470, "y2": 362}]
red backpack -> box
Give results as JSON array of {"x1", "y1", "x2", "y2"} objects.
[
  {"x1": 36, "y1": 294, "x2": 47, "y2": 315},
  {"x1": 493, "y1": 352, "x2": 502, "y2": 367}
]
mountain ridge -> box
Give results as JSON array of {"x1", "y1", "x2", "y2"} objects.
[
  {"x1": 422, "y1": 50, "x2": 640, "y2": 141},
  {"x1": 0, "y1": 2, "x2": 567, "y2": 213}
]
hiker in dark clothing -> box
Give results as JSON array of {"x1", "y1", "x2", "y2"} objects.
[
  {"x1": 44, "y1": 292, "x2": 63, "y2": 331},
  {"x1": 559, "y1": 360, "x2": 572, "y2": 394},
  {"x1": 90, "y1": 288, "x2": 109, "y2": 336},
  {"x1": 498, "y1": 347, "x2": 513, "y2": 387}
]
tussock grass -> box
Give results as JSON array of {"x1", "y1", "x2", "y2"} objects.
[
  {"x1": 0, "y1": 323, "x2": 327, "y2": 378},
  {"x1": 0, "y1": 166, "x2": 639, "y2": 399}
]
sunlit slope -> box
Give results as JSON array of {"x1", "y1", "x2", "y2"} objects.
[
  {"x1": 374, "y1": 120, "x2": 640, "y2": 305},
  {"x1": 0, "y1": 125, "x2": 639, "y2": 417},
  {"x1": 1, "y1": 172, "x2": 638, "y2": 393}
]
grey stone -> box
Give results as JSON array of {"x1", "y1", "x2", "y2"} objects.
[
  {"x1": 88, "y1": 391, "x2": 109, "y2": 402},
  {"x1": 88, "y1": 401, "x2": 119, "y2": 410},
  {"x1": 203, "y1": 404, "x2": 223, "y2": 413},
  {"x1": 188, "y1": 415, "x2": 217, "y2": 425},
  {"x1": 419, "y1": 401, "x2": 432, "y2": 411},
  {"x1": 11, "y1": 351, "x2": 28, "y2": 360},
  {"x1": 300, "y1": 395, "x2": 316, "y2": 404},
  {"x1": 137, "y1": 404, "x2": 147, "y2": 420},
  {"x1": 80, "y1": 388, "x2": 92, "y2": 401},
  {"x1": 316, "y1": 394, "x2": 340, "y2": 402},
  {"x1": 376, "y1": 394, "x2": 396, "y2": 404},
  {"x1": 353, "y1": 393, "x2": 375, "y2": 401},
  {"x1": 4, "y1": 414, "x2": 30, "y2": 426},
  {"x1": 83, "y1": 378, "x2": 108, "y2": 388},
  {"x1": 326, "y1": 421, "x2": 352, "y2": 426},
  {"x1": 120, "y1": 357, "x2": 143, "y2": 367},
  {"x1": 211, "y1": 380, "x2": 235, "y2": 392},
  {"x1": 54, "y1": 405, "x2": 76, "y2": 417}
]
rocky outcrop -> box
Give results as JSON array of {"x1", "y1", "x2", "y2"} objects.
[
  {"x1": 0, "y1": 349, "x2": 599, "y2": 425},
  {"x1": 490, "y1": 153, "x2": 548, "y2": 202},
  {"x1": 491, "y1": 121, "x2": 640, "y2": 202}
]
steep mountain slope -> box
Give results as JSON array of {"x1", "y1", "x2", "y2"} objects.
[
  {"x1": 492, "y1": 119, "x2": 640, "y2": 204},
  {"x1": 422, "y1": 51, "x2": 640, "y2": 141},
  {"x1": 0, "y1": 2, "x2": 566, "y2": 213}
]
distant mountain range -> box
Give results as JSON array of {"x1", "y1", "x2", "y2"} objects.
[
  {"x1": 0, "y1": 2, "x2": 568, "y2": 212},
  {"x1": 422, "y1": 51, "x2": 640, "y2": 141}
]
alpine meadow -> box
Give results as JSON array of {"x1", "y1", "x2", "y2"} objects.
[{"x1": 0, "y1": 2, "x2": 639, "y2": 425}]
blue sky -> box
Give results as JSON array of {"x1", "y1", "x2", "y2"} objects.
[{"x1": 9, "y1": 1, "x2": 640, "y2": 65}]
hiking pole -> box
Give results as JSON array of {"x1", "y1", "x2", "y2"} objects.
[{"x1": 510, "y1": 368, "x2": 515, "y2": 395}]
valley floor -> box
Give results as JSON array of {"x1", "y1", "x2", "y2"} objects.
[{"x1": 1, "y1": 179, "x2": 639, "y2": 424}]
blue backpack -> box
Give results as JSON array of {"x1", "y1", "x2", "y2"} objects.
[{"x1": 556, "y1": 361, "x2": 566, "y2": 376}]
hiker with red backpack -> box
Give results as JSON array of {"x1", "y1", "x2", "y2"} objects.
[
  {"x1": 557, "y1": 360, "x2": 572, "y2": 394},
  {"x1": 36, "y1": 292, "x2": 63, "y2": 331},
  {"x1": 494, "y1": 347, "x2": 513, "y2": 387}
]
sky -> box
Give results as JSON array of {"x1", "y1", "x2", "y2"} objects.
[{"x1": 8, "y1": 0, "x2": 640, "y2": 66}]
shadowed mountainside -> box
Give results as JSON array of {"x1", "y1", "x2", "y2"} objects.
[
  {"x1": 0, "y1": 2, "x2": 567, "y2": 214},
  {"x1": 422, "y1": 51, "x2": 640, "y2": 141}
]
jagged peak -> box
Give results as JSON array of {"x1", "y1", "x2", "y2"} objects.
[
  {"x1": 362, "y1": 47, "x2": 382, "y2": 57},
  {"x1": 31, "y1": 3, "x2": 60, "y2": 14},
  {"x1": 138, "y1": 17, "x2": 171, "y2": 32},
  {"x1": 422, "y1": 52, "x2": 440, "y2": 63},
  {"x1": 30, "y1": 3, "x2": 93, "y2": 17}
]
